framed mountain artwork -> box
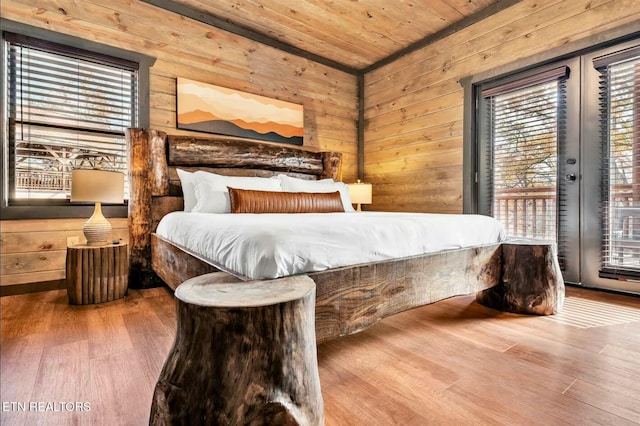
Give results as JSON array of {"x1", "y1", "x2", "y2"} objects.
[{"x1": 176, "y1": 78, "x2": 304, "y2": 145}]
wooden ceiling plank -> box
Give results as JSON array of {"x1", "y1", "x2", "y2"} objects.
[
  {"x1": 237, "y1": 0, "x2": 390, "y2": 63},
  {"x1": 170, "y1": 0, "x2": 503, "y2": 70},
  {"x1": 301, "y1": 0, "x2": 434, "y2": 47},
  {"x1": 181, "y1": 0, "x2": 388, "y2": 67},
  {"x1": 141, "y1": 0, "x2": 359, "y2": 73},
  {"x1": 410, "y1": 0, "x2": 465, "y2": 25},
  {"x1": 363, "y1": 0, "x2": 522, "y2": 73}
]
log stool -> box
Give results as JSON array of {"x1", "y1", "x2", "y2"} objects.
[
  {"x1": 150, "y1": 272, "x2": 324, "y2": 426},
  {"x1": 65, "y1": 242, "x2": 128, "y2": 305},
  {"x1": 476, "y1": 240, "x2": 565, "y2": 315}
]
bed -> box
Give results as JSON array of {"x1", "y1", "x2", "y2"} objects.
[{"x1": 126, "y1": 128, "x2": 563, "y2": 343}]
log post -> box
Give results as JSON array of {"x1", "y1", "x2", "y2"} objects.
[
  {"x1": 150, "y1": 272, "x2": 324, "y2": 426},
  {"x1": 476, "y1": 240, "x2": 565, "y2": 315},
  {"x1": 126, "y1": 128, "x2": 168, "y2": 289},
  {"x1": 320, "y1": 151, "x2": 342, "y2": 180}
]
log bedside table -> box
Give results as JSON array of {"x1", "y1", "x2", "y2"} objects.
[{"x1": 65, "y1": 242, "x2": 129, "y2": 305}]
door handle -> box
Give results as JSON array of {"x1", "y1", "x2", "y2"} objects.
[{"x1": 565, "y1": 173, "x2": 577, "y2": 181}]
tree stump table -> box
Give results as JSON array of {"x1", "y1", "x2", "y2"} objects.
[
  {"x1": 476, "y1": 239, "x2": 565, "y2": 315},
  {"x1": 65, "y1": 242, "x2": 128, "y2": 305},
  {"x1": 150, "y1": 272, "x2": 324, "y2": 426}
]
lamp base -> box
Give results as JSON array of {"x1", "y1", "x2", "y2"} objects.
[
  {"x1": 83, "y1": 202, "x2": 112, "y2": 246},
  {"x1": 356, "y1": 203, "x2": 362, "y2": 212}
]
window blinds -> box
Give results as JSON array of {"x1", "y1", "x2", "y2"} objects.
[
  {"x1": 598, "y1": 51, "x2": 640, "y2": 275},
  {"x1": 5, "y1": 33, "x2": 137, "y2": 200},
  {"x1": 481, "y1": 67, "x2": 568, "y2": 243}
]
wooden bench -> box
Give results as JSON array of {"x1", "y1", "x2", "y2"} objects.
[{"x1": 150, "y1": 272, "x2": 324, "y2": 426}]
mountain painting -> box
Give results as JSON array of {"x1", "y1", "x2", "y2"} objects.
[{"x1": 176, "y1": 78, "x2": 304, "y2": 145}]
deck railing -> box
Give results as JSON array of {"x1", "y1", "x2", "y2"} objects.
[
  {"x1": 494, "y1": 187, "x2": 557, "y2": 240},
  {"x1": 15, "y1": 171, "x2": 72, "y2": 192},
  {"x1": 494, "y1": 185, "x2": 635, "y2": 241}
]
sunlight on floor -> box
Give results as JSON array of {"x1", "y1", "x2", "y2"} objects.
[{"x1": 543, "y1": 296, "x2": 640, "y2": 328}]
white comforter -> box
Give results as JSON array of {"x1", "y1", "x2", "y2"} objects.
[{"x1": 156, "y1": 211, "x2": 506, "y2": 280}]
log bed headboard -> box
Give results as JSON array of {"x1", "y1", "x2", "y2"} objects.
[{"x1": 125, "y1": 128, "x2": 343, "y2": 288}]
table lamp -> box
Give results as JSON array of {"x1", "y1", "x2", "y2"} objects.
[
  {"x1": 71, "y1": 169, "x2": 124, "y2": 246},
  {"x1": 347, "y1": 179, "x2": 372, "y2": 212}
]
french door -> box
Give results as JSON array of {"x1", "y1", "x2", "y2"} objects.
[
  {"x1": 583, "y1": 41, "x2": 640, "y2": 293},
  {"x1": 477, "y1": 38, "x2": 640, "y2": 293}
]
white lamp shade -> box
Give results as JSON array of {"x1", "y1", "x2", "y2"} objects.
[
  {"x1": 71, "y1": 169, "x2": 124, "y2": 204},
  {"x1": 347, "y1": 180, "x2": 372, "y2": 205}
]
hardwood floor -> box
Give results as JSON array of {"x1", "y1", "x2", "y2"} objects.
[{"x1": 1, "y1": 285, "x2": 639, "y2": 425}]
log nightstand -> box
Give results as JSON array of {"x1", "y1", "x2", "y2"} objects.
[{"x1": 65, "y1": 242, "x2": 129, "y2": 305}]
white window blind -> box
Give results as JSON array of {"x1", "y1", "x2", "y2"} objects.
[
  {"x1": 482, "y1": 67, "x2": 568, "y2": 243},
  {"x1": 5, "y1": 33, "x2": 137, "y2": 201},
  {"x1": 598, "y1": 52, "x2": 640, "y2": 274}
]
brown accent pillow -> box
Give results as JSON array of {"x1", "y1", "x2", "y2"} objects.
[{"x1": 228, "y1": 187, "x2": 345, "y2": 213}]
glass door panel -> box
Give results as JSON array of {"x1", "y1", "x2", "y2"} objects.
[
  {"x1": 583, "y1": 41, "x2": 640, "y2": 293},
  {"x1": 491, "y1": 80, "x2": 559, "y2": 241},
  {"x1": 478, "y1": 59, "x2": 581, "y2": 283}
]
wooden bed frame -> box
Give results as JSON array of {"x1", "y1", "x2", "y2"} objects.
[{"x1": 126, "y1": 128, "x2": 564, "y2": 343}]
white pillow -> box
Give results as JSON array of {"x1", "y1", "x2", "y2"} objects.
[
  {"x1": 192, "y1": 172, "x2": 282, "y2": 213},
  {"x1": 277, "y1": 174, "x2": 355, "y2": 212},
  {"x1": 176, "y1": 169, "x2": 197, "y2": 212}
]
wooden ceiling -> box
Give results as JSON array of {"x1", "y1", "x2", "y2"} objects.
[{"x1": 162, "y1": 0, "x2": 504, "y2": 72}]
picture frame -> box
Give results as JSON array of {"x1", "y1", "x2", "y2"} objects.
[{"x1": 176, "y1": 78, "x2": 304, "y2": 145}]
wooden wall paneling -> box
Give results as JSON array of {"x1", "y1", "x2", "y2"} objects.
[
  {"x1": 2, "y1": 251, "x2": 68, "y2": 278},
  {"x1": 365, "y1": 122, "x2": 463, "y2": 155},
  {"x1": 365, "y1": 91, "x2": 463, "y2": 133},
  {"x1": 0, "y1": 229, "x2": 129, "y2": 254},
  {"x1": 368, "y1": 148, "x2": 462, "y2": 176},
  {"x1": 0, "y1": 219, "x2": 127, "y2": 233},
  {"x1": 367, "y1": 166, "x2": 463, "y2": 186},
  {"x1": 1, "y1": 271, "x2": 67, "y2": 287},
  {"x1": 149, "y1": 59, "x2": 356, "y2": 108},
  {"x1": 365, "y1": 80, "x2": 463, "y2": 125},
  {"x1": 373, "y1": 180, "x2": 463, "y2": 199},
  {"x1": 366, "y1": 137, "x2": 462, "y2": 166},
  {"x1": 366, "y1": 105, "x2": 462, "y2": 143},
  {"x1": 0, "y1": 219, "x2": 129, "y2": 287}
]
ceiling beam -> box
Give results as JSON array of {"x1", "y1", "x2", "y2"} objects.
[{"x1": 140, "y1": 0, "x2": 359, "y2": 75}]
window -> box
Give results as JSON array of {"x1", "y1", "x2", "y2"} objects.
[
  {"x1": 480, "y1": 67, "x2": 568, "y2": 241},
  {"x1": 595, "y1": 48, "x2": 640, "y2": 274},
  {"x1": 1, "y1": 19, "x2": 154, "y2": 219},
  {"x1": 5, "y1": 33, "x2": 136, "y2": 203}
]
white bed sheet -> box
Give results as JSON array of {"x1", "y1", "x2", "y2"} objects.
[{"x1": 156, "y1": 211, "x2": 507, "y2": 280}]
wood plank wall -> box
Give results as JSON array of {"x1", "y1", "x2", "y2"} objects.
[
  {"x1": 363, "y1": 0, "x2": 640, "y2": 213},
  {"x1": 0, "y1": 219, "x2": 129, "y2": 288},
  {"x1": 0, "y1": 0, "x2": 358, "y2": 289}
]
